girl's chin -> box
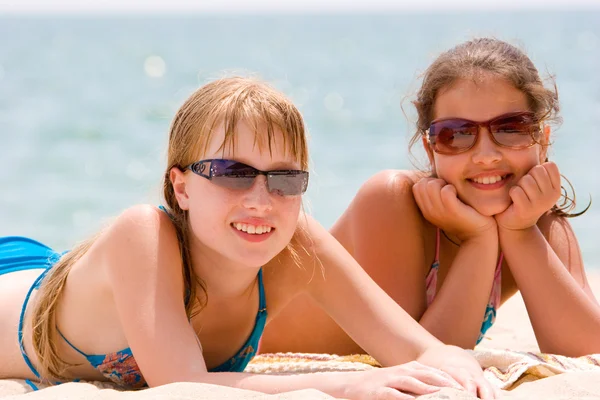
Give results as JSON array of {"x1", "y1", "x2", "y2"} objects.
[
  {"x1": 472, "y1": 202, "x2": 511, "y2": 217},
  {"x1": 234, "y1": 253, "x2": 276, "y2": 267},
  {"x1": 239, "y1": 248, "x2": 284, "y2": 267},
  {"x1": 462, "y1": 196, "x2": 511, "y2": 217}
]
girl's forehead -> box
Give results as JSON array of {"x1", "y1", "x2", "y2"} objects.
[
  {"x1": 434, "y1": 77, "x2": 529, "y2": 121},
  {"x1": 202, "y1": 120, "x2": 301, "y2": 167}
]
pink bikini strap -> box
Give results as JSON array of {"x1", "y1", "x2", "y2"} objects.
[{"x1": 496, "y1": 253, "x2": 504, "y2": 276}]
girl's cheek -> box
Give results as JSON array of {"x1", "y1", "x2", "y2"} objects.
[{"x1": 279, "y1": 198, "x2": 302, "y2": 223}]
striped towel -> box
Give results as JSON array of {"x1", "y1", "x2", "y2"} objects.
[
  {"x1": 473, "y1": 347, "x2": 600, "y2": 389},
  {"x1": 248, "y1": 350, "x2": 600, "y2": 390}
]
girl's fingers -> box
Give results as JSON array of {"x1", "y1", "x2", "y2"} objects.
[
  {"x1": 374, "y1": 387, "x2": 416, "y2": 400},
  {"x1": 475, "y1": 377, "x2": 501, "y2": 400},
  {"x1": 414, "y1": 179, "x2": 444, "y2": 223},
  {"x1": 412, "y1": 183, "x2": 424, "y2": 209},
  {"x1": 406, "y1": 370, "x2": 464, "y2": 391},
  {"x1": 413, "y1": 182, "x2": 433, "y2": 217},
  {"x1": 400, "y1": 361, "x2": 462, "y2": 388},
  {"x1": 447, "y1": 368, "x2": 478, "y2": 396},
  {"x1": 529, "y1": 164, "x2": 553, "y2": 195},
  {"x1": 413, "y1": 180, "x2": 430, "y2": 209},
  {"x1": 521, "y1": 164, "x2": 561, "y2": 211},
  {"x1": 440, "y1": 184, "x2": 464, "y2": 215},
  {"x1": 516, "y1": 174, "x2": 540, "y2": 203},
  {"x1": 543, "y1": 161, "x2": 561, "y2": 191},
  {"x1": 440, "y1": 184, "x2": 486, "y2": 228},
  {"x1": 426, "y1": 179, "x2": 446, "y2": 213},
  {"x1": 387, "y1": 376, "x2": 440, "y2": 396},
  {"x1": 508, "y1": 186, "x2": 529, "y2": 211}
]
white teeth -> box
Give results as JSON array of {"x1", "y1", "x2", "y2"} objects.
[
  {"x1": 233, "y1": 223, "x2": 272, "y2": 235},
  {"x1": 472, "y1": 175, "x2": 504, "y2": 185}
]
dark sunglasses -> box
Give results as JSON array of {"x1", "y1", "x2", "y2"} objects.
[
  {"x1": 186, "y1": 159, "x2": 309, "y2": 196},
  {"x1": 426, "y1": 111, "x2": 543, "y2": 155}
]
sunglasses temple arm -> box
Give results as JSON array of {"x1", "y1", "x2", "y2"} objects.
[{"x1": 188, "y1": 162, "x2": 213, "y2": 180}]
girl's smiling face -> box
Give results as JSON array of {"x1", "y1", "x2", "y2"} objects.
[
  {"x1": 427, "y1": 75, "x2": 549, "y2": 216},
  {"x1": 172, "y1": 119, "x2": 303, "y2": 271}
]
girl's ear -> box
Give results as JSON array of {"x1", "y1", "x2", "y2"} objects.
[
  {"x1": 422, "y1": 135, "x2": 437, "y2": 175},
  {"x1": 540, "y1": 124, "x2": 551, "y2": 163},
  {"x1": 170, "y1": 167, "x2": 190, "y2": 210}
]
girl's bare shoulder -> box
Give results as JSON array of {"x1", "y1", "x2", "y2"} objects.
[
  {"x1": 344, "y1": 169, "x2": 428, "y2": 234},
  {"x1": 107, "y1": 204, "x2": 176, "y2": 236},
  {"x1": 86, "y1": 204, "x2": 182, "y2": 281},
  {"x1": 357, "y1": 169, "x2": 424, "y2": 199}
]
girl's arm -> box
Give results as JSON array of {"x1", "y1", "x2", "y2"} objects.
[
  {"x1": 495, "y1": 163, "x2": 600, "y2": 356},
  {"x1": 499, "y1": 221, "x2": 600, "y2": 356},
  {"x1": 341, "y1": 171, "x2": 499, "y2": 348},
  {"x1": 99, "y1": 205, "x2": 475, "y2": 399},
  {"x1": 418, "y1": 231, "x2": 498, "y2": 348},
  {"x1": 296, "y1": 208, "x2": 496, "y2": 398}
]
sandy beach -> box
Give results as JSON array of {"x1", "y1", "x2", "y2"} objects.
[{"x1": 1, "y1": 271, "x2": 600, "y2": 399}]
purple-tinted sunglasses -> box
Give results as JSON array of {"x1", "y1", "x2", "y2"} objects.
[
  {"x1": 426, "y1": 111, "x2": 542, "y2": 155},
  {"x1": 187, "y1": 159, "x2": 309, "y2": 196}
]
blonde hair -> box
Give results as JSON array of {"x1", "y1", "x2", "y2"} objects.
[
  {"x1": 409, "y1": 37, "x2": 586, "y2": 217},
  {"x1": 31, "y1": 76, "x2": 310, "y2": 381}
]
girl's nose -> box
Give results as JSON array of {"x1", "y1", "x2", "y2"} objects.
[
  {"x1": 241, "y1": 175, "x2": 273, "y2": 212},
  {"x1": 471, "y1": 128, "x2": 502, "y2": 165}
]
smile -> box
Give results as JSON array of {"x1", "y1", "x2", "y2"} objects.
[
  {"x1": 467, "y1": 173, "x2": 513, "y2": 190},
  {"x1": 470, "y1": 174, "x2": 509, "y2": 185},
  {"x1": 232, "y1": 223, "x2": 273, "y2": 235}
]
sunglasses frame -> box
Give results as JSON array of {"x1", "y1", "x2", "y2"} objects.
[
  {"x1": 425, "y1": 111, "x2": 543, "y2": 155},
  {"x1": 186, "y1": 158, "x2": 309, "y2": 196}
]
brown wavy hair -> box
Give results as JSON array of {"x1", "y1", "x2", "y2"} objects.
[
  {"x1": 30, "y1": 76, "x2": 310, "y2": 381},
  {"x1": 409, "y1": 37, "x2": 588, "y2": 217}
]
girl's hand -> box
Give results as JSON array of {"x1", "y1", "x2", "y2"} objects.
[
  {"x1": 413, "y1": 177, "x2": 497, "y2": 241},
  {"x1": 339, "y1": 361, "x2": 466, "y2": 399},
  {"x1": 417, "y1": 345, "x2": 499, "y2": 399},
  {"x1": 495, "y1": 162, "x2": 562, "y2": 231}
]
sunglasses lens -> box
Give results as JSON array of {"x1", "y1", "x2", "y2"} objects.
[
  {"x1": 211, "y1": 175, "x2": 256, "y2": 190},
  {"x1": 490, "y1": 115, "x2": 538, "y2": 148},
  {"x1": 210, "y1": 160, "x2": 257, "y2": 190},
  {"x1": 429, "y1": 113, "x2": 540, "y2": 154},
  {"x1": 203, "y1": 160, "x2": 308, "y2": 195},
  {"x1": 267, "y1": 171, "x2": 309, "y2": 196},
  {"x1": 431, "y1": 121, "x2": 477, "y2": 153}
]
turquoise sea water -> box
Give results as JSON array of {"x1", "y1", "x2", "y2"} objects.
[{"x1": 0, "y1": 12, "x2": 599, "y2": 266}]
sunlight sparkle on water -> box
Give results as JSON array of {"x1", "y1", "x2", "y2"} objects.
[{"x1": 144, "y1": 55, "x2": 166, "y2": 78}]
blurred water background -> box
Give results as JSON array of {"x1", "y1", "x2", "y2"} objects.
[{"x1": 0, "y1": 9, "x2": 599, "y2": 266}]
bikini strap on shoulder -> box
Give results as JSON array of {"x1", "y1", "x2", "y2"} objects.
[{"x1": 257, "y1": 268, "x2": 266, "y2": 312}]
